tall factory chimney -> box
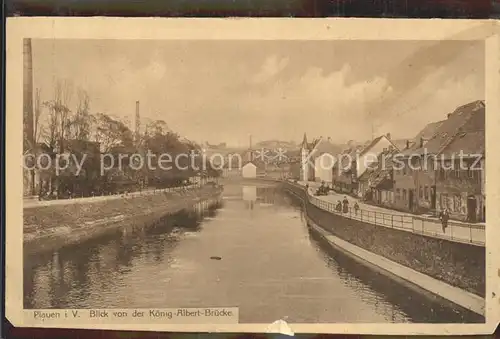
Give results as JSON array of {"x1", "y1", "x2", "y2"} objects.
[
  {"x1": 23, "y1": 38, "x2": 35, "y2": 195},
  {"x1": 249, "y1": 135, "x2": 253, "y2": 162},
  {"x1": 135, "y1": 100, "x2": 140, "y2": 145},
  {"x1": 23, "y1": 39, "x2": 34, "y2": 152}
]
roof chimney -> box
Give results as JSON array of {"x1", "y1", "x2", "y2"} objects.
[
  {"x1": 406, "y1": 140, "x2": 410, "y2": 149},
  {"x1": 447, "y1": 113, "x2": 452, "y2": 119},
  {"x1": 386, "y1": 133, "x2": 391, "y2": 140},
  {"x1": 419, "y1": 137, "x2": 424, "y2": 148}
]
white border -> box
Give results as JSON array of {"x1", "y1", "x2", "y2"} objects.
[{"x1": 6, "y1": 17, "x2": 500, "y2": 334}]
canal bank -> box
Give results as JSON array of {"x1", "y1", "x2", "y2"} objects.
[
  {"x1": 24, "y1": 183, "x2": 475, "y2": 322},
  {"x1": 283, "y1": 182, "x2": 485, "y2": 319},
  {"x1": 23, "y1": 185, "x2": 223, "y2": 256}
]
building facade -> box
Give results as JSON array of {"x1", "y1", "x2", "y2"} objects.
[
  {"x1": 299, "y1": 133, "x2": 316, "y2": 182},
  {"x1": 299, "y1": 134, "x2": 339, "y2": 183},
  {"x1": 393, "y1": 121, "x2": 444, "y2": 213},
  {"x1": 332, "y1": 148, "x2": 358, "y2": 193},
  {"x1": 393, "y1": 99, "x2": 485, "y2": 220},
  {"x1": 242, "y1": 162, "x2": 257, "y2": 178}
]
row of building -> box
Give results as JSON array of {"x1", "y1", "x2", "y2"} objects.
[{"x1": 294, "y1": 99, "x2": 485, "y2": 223}]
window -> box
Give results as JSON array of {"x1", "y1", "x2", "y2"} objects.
[
  {"x1": 419, "y1": 187, "x2": 423, "y2": 198},
  {"x1": 396, "y1": 188, "x2": 401, "y2": 200},
  {"x1": 439, "y1": 169, "x2": 446, "y2": 180},
  {"x1": 424, "y1": 186, "x2": 429, "y2": 200},
  {"x1": 441, "y1": 194, "x2": 448, "y2": 209},
  {"x1": 403, "y1": 189, "x2": 407, "y2": 201},
  {"x1": 454, "y1": 194, "x2": 462, "y2": 213}
]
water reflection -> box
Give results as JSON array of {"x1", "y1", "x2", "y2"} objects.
[
  {"x1": 308, "y1": 226, "x2": 482, "y2": 323},
  {"x1": 24, "y1": 196, "x2": 223, "y2": 309},
  {"x1": 23, "y1": 184, "x2": 481, "y2": 323},
  {"x1": 242, "y1": 185, "x2": 256, "y2": 210}
]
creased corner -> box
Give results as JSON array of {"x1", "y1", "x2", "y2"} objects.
[{"x1": 266, "y1": 319, "x2": 295, "y2": 336}]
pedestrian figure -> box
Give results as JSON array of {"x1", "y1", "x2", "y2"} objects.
[
  {"x1": 354, "y1": 202, "x2": 360, "y2": 215},
  {"x1": 439, "y1": 208, "x2": 450, "y2": 233},
  {"x1": 336, "y1": 200, "x2": 342, "y2": 212},
  {"x1": 342, "y1": 196, "x2": 349, "y2": 213}
]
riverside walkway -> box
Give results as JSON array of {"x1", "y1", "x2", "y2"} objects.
[
  {"x1": 23, "y1": 184, "x2": 202, "y2": 209},
  {"x1": 292, "y1": 181, "x2": 485, "y2": 246}
]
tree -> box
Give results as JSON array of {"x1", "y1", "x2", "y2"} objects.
[
  {"x1": 70, "y1": 88, "x2": 93, "y2": 141},
  {"x1": 93, "y1": 113, "x2": 134, "y2": 153},
  {"x1": 43, "y1": 79, "x2": 73, "y2": 153},
  {"x1": 143, "y1": 119, "x2": 171, "y2": 138}
]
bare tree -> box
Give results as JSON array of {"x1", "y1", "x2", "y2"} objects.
[
  {"x1": 57, "y1": 79, "x2": 73, "y2": 152},
  {"x1": 42, "y1": 80, "x2": 72, "y2": 147},
  {"x1": 70, "y1": 88, "x2": 93, "y2": 141},
  {"x1": 39, "y1": 79, "x2": 73, "y2": 196},
  {"x1": 34, "y1": 88, "x2": 44, "y2": 143},
  {"x1": 43, "y1": 98, "x2": 59, "y2": 151}
]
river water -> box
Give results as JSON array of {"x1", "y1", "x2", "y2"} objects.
[{"x1": 24, "y1": 183, "x2": 477, "y2": 323}]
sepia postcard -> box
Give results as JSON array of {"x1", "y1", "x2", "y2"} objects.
[{"x1": 5, "y1": 17, "x2": 500, "y2": 335}]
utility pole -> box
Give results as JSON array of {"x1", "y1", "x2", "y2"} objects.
[
  {"x1": 135, "y1": 100, "x2": 140, "y2": 146},
  {"x1": 371, "y1": 117, "x2": 375, "y2": 141}
]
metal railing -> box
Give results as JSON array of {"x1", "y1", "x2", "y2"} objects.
[
  {"x1": 284, "y1": 181, "x2": 485, "y2": 246},
  {"x1": 23, "y1": 182, "x2": 221, "y2": 208}
]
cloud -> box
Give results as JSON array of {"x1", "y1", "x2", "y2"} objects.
[
  {"x1": 224, "y1": 63, "x2": 392, "y2": 143},
  {"x1": 251, "y1": 55, "x2": 289, "y2": 83},
  {"x1": 377, "y1": 72, "x2": 483, "y2": 139},
  {"x1": 32, "y1": 40, "x2": 483, "y2": 146}
]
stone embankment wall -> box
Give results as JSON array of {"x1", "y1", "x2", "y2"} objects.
[
  {"x1": 283, "y1": 183, "x2": 485, "y2": 297},
  {"x1": 24, "y1": 186, "x2": 222, "y2": 256}
]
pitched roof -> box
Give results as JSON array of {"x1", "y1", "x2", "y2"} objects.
[
  {"x1": 65, "y1": 139, "x2": 101, "y2": 154},
  {"x1": 371, "y1": 170, "x2": 393, "y2": 190},
  {"x1": 425, "y1": 100, "x2": 484, "y2": 155},
  {"x1": 401, "y1": 120, "x2": 445, "y2": 156},
  {"x1": 359, "y1": 148, "x2": 397, "y2": 183},
  {"x1": 399, "y1": 100, "x2": 484, "y2": 157},
  {"x1": 359, "y1": 136, "x2": 384, "y2": 156},
  {"x1": 439, "y1": 131, "x2": 485, "y2": 158},
  {"x1": 309, "y1": 138, "x2": 321, "y2": 151},
  {"x1": 358, "y1": 163, "x2": 377, "y2": 182},
  {"x1": 333, "y1": 146, "x2": 364, "y2": 172},
  {"x1": 391, "y1": 139, "x2": 409, "y2": 152},
  {"x1": 359, "y1": 135, "x2": 398, "y2": 157},
  {"x1": 242, "y1": 159, "x2": 267, "y2": 170},
  {"x1": 301, "y1": 133, "x2": 308, "y2": 149},
  {"x1": 310, "y1": 138, "x2": 342, "y2": 159}
]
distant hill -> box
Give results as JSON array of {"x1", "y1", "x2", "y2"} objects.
[{"x1": 205, "y1": 142, "x2": 227, "y2": 149}]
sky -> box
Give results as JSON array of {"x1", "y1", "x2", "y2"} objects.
[{"x1": 31, "y1": 39, "x2": 484, "y2": 147}]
